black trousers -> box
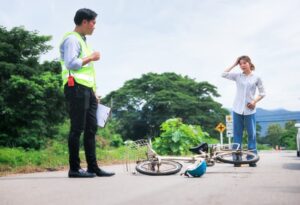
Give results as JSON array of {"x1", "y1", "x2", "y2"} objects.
[{"x1": 64, "y1": 82, "x2": 98, "y2": 171}]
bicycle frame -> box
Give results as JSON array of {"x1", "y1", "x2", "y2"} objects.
[
  {"x1": 127, "y1": 139, "x2": 259, "y2": 176},
  {"x1": 145, "y1": 142, "x2": 242, "y2": 166}
]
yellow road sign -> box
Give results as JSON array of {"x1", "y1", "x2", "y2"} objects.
[{"x1": 215, "y1": 122, "x2": 226, "y2": 133}]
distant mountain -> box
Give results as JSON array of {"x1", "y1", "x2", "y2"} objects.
[
  {"x1": 256, "y1": 108, "x2": 300, "y2": 136},
  {"x1": 225, "y1": 108, "x2": 300, "y2": 136}
]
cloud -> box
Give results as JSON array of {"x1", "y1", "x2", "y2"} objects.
[{"x1": 1, "y1": 0, "x2": 299, "y2": 111}]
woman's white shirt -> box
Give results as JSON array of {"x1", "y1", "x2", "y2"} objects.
[{"x1": 222, "y1": 72, "x2": 266, "y2": 115}]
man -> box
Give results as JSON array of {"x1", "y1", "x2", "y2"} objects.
[{"x1": 60, "y1": 8, "x2": 115, "y2": 178}]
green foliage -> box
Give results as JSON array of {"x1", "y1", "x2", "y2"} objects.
[
  {"x1": 259, "y1": 121, "x2": 297, "y2": 149},
  {"x1": 263, "y1": 124, "x2": 283, "y2": 147},
  {"x1": 53, "y1": 120, "x2": 70, "y2": 141},
  {"x1": 0, "y1": 141, "x2": 68, "y2": 169},
  {"x1": 0, "y1": 26, "x2": 66, "y2": 149},
  {"x1": 257, "y1": 143, "x2": 272, "y2": 150},
  {"x1": 280, "y1": 121, "x2": 297, "y2": 149},
  {"x1": 256, "y1": 123, "x2": 262, "y2": 138},
  {"x1": 152, "y1": 118, "x2": 218, "y2": 155},
  {"x1": 96, "y1": 146, "x2": 129, "y2": 162},
  {"x1": 242, "y1": 123, "x2": 262, "y2": 145},
  {"x1": 102, "y1": 72, "x2": 229, "y2": 140},
  {"x1": 110, "y1": 134, "x2": 124, "y2": 147},
  {"x1": 97, "y1": 120, "x2": 124, "y2": 147}
]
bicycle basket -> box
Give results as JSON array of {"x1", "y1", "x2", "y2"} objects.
[{"x1": 124, "y1": 139, "x2": 151, "y2": 172}]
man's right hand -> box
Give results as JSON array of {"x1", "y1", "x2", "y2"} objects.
[
  {"x1": 90, "y1": 51, "x2": 100, "y2": 61},
  {"x1": 82, "y1": 51, "x2": 100, "y2": 66}
]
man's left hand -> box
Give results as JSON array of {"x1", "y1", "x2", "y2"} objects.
[{"x1": 96, "y1": 95, "x2": 101, "y2": 104}]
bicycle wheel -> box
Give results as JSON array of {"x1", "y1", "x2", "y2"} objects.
[
  {"x1": 216, "y1": 150, "x2": 259, "y2": 165},
  {"x1": 136, "y1": 160, "x2": 182, "y2": 176}
]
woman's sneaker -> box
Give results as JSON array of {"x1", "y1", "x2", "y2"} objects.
[{"x1": 233, "y1": 154, "x2": 242, "y2": 167}]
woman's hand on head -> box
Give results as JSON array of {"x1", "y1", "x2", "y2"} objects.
[{"x1": 234, "y1": 57, "x2": 240, "y2": 67}]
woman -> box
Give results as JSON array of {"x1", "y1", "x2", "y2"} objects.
[{"x1": 222, "y1": 55, "x2": 266, "y2": 167}]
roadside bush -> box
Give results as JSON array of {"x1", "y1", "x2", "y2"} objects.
[
  {"x1": 97, "y1": 119, "x2": 124, "y2": 147},
  {"x1": 152, "y1": 118, "x2": 218, "y2": 155}
]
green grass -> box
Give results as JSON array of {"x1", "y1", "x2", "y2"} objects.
[
  {"x1": 0, "y1": 140, "x2": 146, "y2": 176},
  {"x1": 257, "y1": 144, "x2": 273, "y2": 150},
  {"x1": 0, "y1": 141, "x2": 68, "y2": 174}
]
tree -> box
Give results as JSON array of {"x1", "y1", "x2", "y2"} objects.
[
  {"x1": 256, "y1": 123, "x2": 262, "y2": 138},
  {"x1": 280, "y1": 121, "x2": 297, "y2": 149},
  {"x1": 260, "y1": 121, "x2": 297, "y2": 149},
  {"x1": 97, "y1": 119, "x2": 124, "y2": 148},
  {"x1": 0, "y1": 26, "x2": 66, "y2": 149},
  {"x1": 264, "y1": 124, "x2": 284, "y2": 147},
  {"x1": 102, "y1": 72, "x2": 229, "y2": 140}
]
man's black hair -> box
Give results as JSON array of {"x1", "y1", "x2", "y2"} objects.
[{"x1": 74, "y1": 8, "x2": 97, "y2": 25}]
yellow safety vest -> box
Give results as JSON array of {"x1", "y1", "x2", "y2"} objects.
[{"x1": 60, "y1": 32, "x2": 96, "y2": 91}]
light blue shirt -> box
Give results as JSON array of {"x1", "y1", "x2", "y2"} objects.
[
  {"x1": 60, "y1": 34, "x2": 84, "y2": 70},
  {"x1": 222, "y1": 72, "x2": 266, "y2": 115}
]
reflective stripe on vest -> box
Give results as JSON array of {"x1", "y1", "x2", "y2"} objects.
[{"x1": 60, "y1": 32, "x2": 96, "y2": 91}]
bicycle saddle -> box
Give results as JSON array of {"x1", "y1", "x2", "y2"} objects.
[{"x1": 189, "y1": 142, "x2": 209, "y2": 154}]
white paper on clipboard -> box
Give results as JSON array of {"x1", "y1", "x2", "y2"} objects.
[{"x1": 96, "y1": 104, "x2": 111, "y2": 127}]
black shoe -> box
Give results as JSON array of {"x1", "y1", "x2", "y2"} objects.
[
  {"x1": 68, "y1": 169, "x2": 96, "y2": 178},
  {"x1": 88, "y1": 168, "x2": 115, "y2": 177},
  {"x1": 234, "y1": 163, "x2": 241, "y2": 167},
  {"x1": 249, "y1": 163, "x2": 257, "y2": 167}
]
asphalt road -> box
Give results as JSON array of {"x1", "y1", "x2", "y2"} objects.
[{"x1": 1, "y1": 151, "x2": 300, "y2": 205}]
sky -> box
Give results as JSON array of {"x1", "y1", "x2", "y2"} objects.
[{"x1": 1, "y1": 0, "x2": 299, "y2": 111}]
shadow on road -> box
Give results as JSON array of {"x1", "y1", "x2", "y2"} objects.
[
  {"x1": 262, "y1": 185, "x2": 300, "y2": 194},
  {"x1": 280, "y1": 154, "x2": 299, "y2": 159},
  {"x1": 282, "y1": 163, "x2": 300, "y2": 170},
  {"x1": 206, "y1": 171, "x2": 252, "y2": 174},
  {"x1": 0, "y1": 176, "x2": 68, "y2": 181}
]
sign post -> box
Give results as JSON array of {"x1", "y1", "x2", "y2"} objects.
[
  {"x1": 215, "y1": 122, "x2": 226, "y2": 146},
  {"x1": 225, "y1": 115, "x2": 233, "y2": 146}
]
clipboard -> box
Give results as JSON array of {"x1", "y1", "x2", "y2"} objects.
[{"x1": 96, "y1": 104, "x2": 111, "y2": 127}]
